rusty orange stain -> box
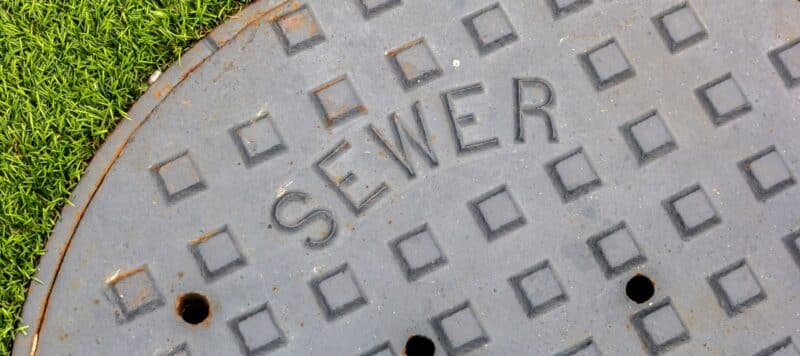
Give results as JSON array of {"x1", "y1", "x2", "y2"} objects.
[
  {"x1": 189, "y1": 227, "x2": 225, "y2": 245},
  {"x1": 386, "y1": 38, "x2": 423, "y2": 57},
  {"x1": 279, "y1": 12, "x2": 309, "y2": 32},
  {"x1": 266, "y1": 0, "x2": 301, "y2": 22},
  {"x1": 177, "y1": 59, "x2": 205, "y2": 82},
  {"x1": 105, "y1": 265, "x2": 145, "y2": 285},
  {"x1": 214, "y1": 0, "x2": 299, "y2": 47},
  {"x1": 152, "y1": 83, "x2": 173, "y2": 98}
]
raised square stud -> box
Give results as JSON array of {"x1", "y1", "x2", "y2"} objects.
[
  {"x1": 580, "y1": 39, "x2": 635, "y2": 90},
  {"x1": 621, "y1": 111, "x2": 677, "y2": 164},
  {"x1": 546, "y1": 0, "x2": 592, "y2": 19},
  {"x1": 696, "y1": 73, "x2": 751, "y2": 126},
  {"x1": 708, "y1": 260, "x2": 766, "y2": 316},
  {"x1": 653, "y1": 2, "x2": 708, "y2": 53},
  {"x1": 462, "y1": 3, "x2": 518, "y2": 55},
  {"x1": 387, "y1": 38, "x2": 443, "y2": 90},
  {"x1": 738, "y1": 146, "x2": 795, "y2": 201},
  {"x1": 312, "y1": 76, "x2": 367, "y2": 128},
  {"x1": 310, "y1": 263, "x2": 368, "y2": 321},
  {"x1": 663, "y1": 184, "x2": 720, "y2": 239},
  {"x1": 769, "y1": 38, "x2": 800, "y2": 88},
  {"x1": 755, "y1": 337, "x2": 800, "y2": 356},
  {"x1": 784, "y1": 231, "x2": 800, "y2": 271},
  {"x1": 431, "y1": 301, "x2": 490, "y2": 355},
  {"x1": 360, "y1": 342, "x2": 396, "y2": 356},
  {"x1": 587, "y1": 222, "x2": 646, "y2": 278},
  {"x1": 469, "y1": 185, "x2": 526, "y2": 240},
  {"x1": 509, "y1": 261, "x2": 568, "y2": 318},
  {"x1": 272, "y1": 5, "x2": 325, "y2": 55},
  {"x1": 631, "y1": 298, "x2": 690, "y2": 355},
  {"x1": 389, "y1": 224, "x2": 447, "y2": 281},
  {"x1": 359, "y1": 0, "x2": 402, "y2": 19},
  {"x1": 546, "y1": 147, "x2": 602, "y2": 202},
  {"x1": 232, "y1": 114, "x2": 285, "y2": 167},
  {"x1": 107, "y1": 265, "x2": 164, "y2": 322},
  {"x1": 555, "y1": 338, "x2": 601, "y2": 356},
  {"x1": 161, "y1": 343, "x2": 190, "y2": 356},
  {"x1": 153, "y1": 151, "x2": 206, "y2": 203},
  {"x1": 229, "y1": 302, "x2": 286, "y2": 355},
  {"x1": 189, "y1": 226, "x2": 246, "y2": 282}
]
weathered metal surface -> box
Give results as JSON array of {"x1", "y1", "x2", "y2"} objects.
[{"x1": 14, "y1": 0, "x2": 800, "y2": 355}]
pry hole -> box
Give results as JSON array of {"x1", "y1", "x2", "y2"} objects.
[
  {"x1": 177, "y1": 292, "x2": 210, "y2": 325},
  {"x1": 405, "y1": 334, "x2": 435, "y2": 356},
  {"x1": 626, "y1": 274, "x2": 654, "y2": 304}
]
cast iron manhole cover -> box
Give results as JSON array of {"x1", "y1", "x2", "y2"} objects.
[{"x1": 14, "y1": 0, "x2": 800, "y2": 355}]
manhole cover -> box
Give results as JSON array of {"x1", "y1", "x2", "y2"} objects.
[{"x1": 14, "y1": 0, "x2": 800, "y2": 355}]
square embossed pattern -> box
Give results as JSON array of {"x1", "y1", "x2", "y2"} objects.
[
  {"x1": 109, "y1": 267, "x2": 163, "y2": 319},
  {"x1": 511, "y1": 262, "x2": 567, "y2": 317},
  {"x1": 548, "y1": 149, "x2": 601, "y2": 201},
  {"x1": 191, "y1": 228, "x2": 245, "y2": 281},
  {"x1": 391, "y1": 226, "x2": 446, "y2": 281},
  {"x1": 155, "y1": 153, "x2": 205, "y2": 202},
  {"x1": 471, "y1": 186, "x2": 526, "y2": 239},
  {"x1": 590, "y1": 224, "x2": 645, "y2": 277},
  {"x1": 230, "y1": 303, "x2": 285, "y2": 354},
  {"x1": 555, "y1": 340, "x2": 601, "y2": 356},
  {"x1": 777, "y1": 43, "x2": 800, "y2": 80},
  {"x1": 389, "y1": 40, "x2": 442, "y2": 89},
  {"x1": 770, "y1": 38, "x2": 800, "y2": 87},
  {"x1": 547, "y1": 0, "x2": 592, "y2": 18},
  {"x1": 623, "y1": 111, "x2": 676, "y2": 163},
  {"x1": 740, "y1": 147, "x2": 795, "y2": 200},
  {"x1": 696, "y1": 74, "x2": 751, "y2": 125},
  {"x1": 710, "y1": 261, "x2": 765, "y2": 315},
  {"x1": 274, "y1": 6, "x2": 325, "y2": 55},
  {"x1": 655, "y1": 4, "x2": 707, "y2": 52},
  {"x1": 632, "y1": 299, "x2": 689, "y2": 353},
  {"x1": 313, "y1": 77, "x2": 366, "y2": 127},
  {"x1": 433, "y1": 303, "x2": 490, "y2": 354},
  {"x1": 641, "y1": 305, "x2": 686, "y2": 346},
  {"x1": 583, "y1": 40, "x2": 634, "y2": 89},
  {"x1": 463, "y1": 4, "x2": 517, "y2": 54},
  {"x1": 311, "y1": 265, "x2": 367, "y2": 320},
  {"x1": 664, "y1": 185, "x2": 719, "y2": 238},
  {"x1": 234, "y1": 116, "x2": 284, "y2": 165}
]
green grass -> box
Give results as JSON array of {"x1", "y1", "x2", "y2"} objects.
[{"x1": 0, "y1": 1, "x2": 249, "y2": 353}]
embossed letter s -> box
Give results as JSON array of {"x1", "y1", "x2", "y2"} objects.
[{"x1": 272, "y1": 191, "x2": 337, "y2": 249}]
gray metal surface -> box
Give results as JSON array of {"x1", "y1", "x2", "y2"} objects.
[{"x1": 14, "y1": 0, "x2": 800, "y2": 355}]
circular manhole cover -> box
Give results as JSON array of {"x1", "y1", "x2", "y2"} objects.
[{"x1": 14, "y1": 0, "x2": 800, "y2": 355}]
